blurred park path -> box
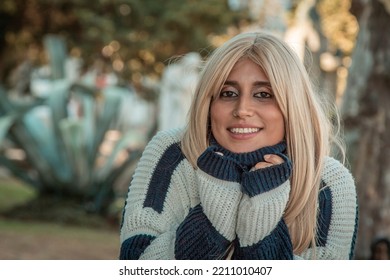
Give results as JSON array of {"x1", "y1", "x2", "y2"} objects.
[{"x1": 0, "y1": 218, "x2": 119, "y2": 260}]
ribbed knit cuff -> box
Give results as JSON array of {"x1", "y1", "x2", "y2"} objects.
[
  {"x1": 120, "y1": 234, "x2": 156, "y2": 260},
  {"x1": 197, "y1": 146, "x2": 243, "y2": 182},
  {"x1": 241, "y1": 154, "x2": 292, "y2": 197},
  {"x1": 233, "y1": 219, "x2": 293, "y2": 260},
  {"x1": 175, "y1": 204, "x2": 231, "y2": 260}
]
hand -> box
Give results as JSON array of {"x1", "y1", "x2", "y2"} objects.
[{"x1": 250, "y1": 154, "x2": 285, "y2": 171}]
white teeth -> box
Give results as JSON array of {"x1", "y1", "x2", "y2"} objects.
[{"x1": 229, "y1": 128, "x2": 260, "y2": 134}]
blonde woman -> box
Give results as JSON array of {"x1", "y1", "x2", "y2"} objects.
[{"x1": 119, "y1": 32, "x2": 358, "y2": 259}]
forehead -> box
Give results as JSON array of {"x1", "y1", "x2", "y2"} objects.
[{"x1": 224, "y1": 58, "x2": 268, "y2": 83}]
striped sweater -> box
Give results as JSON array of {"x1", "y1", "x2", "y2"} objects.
[{"x1": 119, "y1": 128, "x2": 359, "y2": 259}]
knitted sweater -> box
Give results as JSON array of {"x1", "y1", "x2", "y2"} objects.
[{"x1": 119, "y1": 128, "x2": 358, "y2": 260}]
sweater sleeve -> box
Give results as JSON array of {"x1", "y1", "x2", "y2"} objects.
[
  {"x1": 175, "y1": 145, "x2": 243, "y2": 259},
  {"x1": 120, "y1": 129, "x2": 194, "y2": 259},
  {"x1": 233, "y1": 157, "x2": 293, "y2": 259},
  {"x1": 295, "y1": 157, "x2": 358, "y2": 260}
]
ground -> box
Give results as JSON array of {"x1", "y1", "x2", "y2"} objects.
[
  {"x1": 0, "y1": 218, "x2": 119, "y2": 260},
  {"x1": 0, "y1": 176, "x2": 121, "y2": 260}
]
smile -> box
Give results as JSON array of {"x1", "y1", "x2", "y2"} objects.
[{"x1": 229, "y1": 127, "x2": 260, "y2": 134}]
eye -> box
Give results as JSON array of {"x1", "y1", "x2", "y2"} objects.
[
  {"x1": 254, "y1": 91, "x2": 272, "y2": 99},
  {"x1": 220, "y1": 90, "x2": 238, "y2": 98}
]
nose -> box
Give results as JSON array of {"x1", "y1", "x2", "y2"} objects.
[{"x1": 233, "y1": 97, "x2": 254, "y2": 118}]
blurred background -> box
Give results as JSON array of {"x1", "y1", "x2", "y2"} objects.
[{"x1": 0, "y1": 0, "x2": 389, "y2": 260}]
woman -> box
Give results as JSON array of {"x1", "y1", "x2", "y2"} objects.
[{"x1": 119, "y1": 32, "x2": 359, "y2": 259}]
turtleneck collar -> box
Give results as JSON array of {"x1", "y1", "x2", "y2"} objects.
[{"x1": 209, "y1": 134, "x2": 287, "y2": 170}]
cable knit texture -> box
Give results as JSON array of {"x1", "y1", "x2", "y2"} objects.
[{"x1": 119, "y1": 128, "x2": 359, "y2": 260}]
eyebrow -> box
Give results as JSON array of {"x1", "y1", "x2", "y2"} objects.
[{"x1": 223, "y1": 80, "x2": 272, "y2": 87}]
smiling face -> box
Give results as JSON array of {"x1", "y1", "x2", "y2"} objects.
[{"x1": 210, "y1": 58, "x2": 285, "y2": 153}]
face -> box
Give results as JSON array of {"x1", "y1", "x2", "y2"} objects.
[{"x1": 210, "y1": 58, "x2": 285, "y2": 153}]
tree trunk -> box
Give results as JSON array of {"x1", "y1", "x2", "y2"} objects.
[{"x1": 341, "y1": 0, "x2": 390, "y2": 259}]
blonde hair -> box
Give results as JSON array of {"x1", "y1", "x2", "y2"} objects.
[{"x1": 181, "y1": 32, "x2": 344, "y2": 254}]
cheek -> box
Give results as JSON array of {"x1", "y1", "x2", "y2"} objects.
[
  {"x1": 210, "y1": 103, "x2": 226, "y2": 127},
  {"x1": 210, "y1": 116, "x2": 222, "y2": 136},
  {"x1": 266, "y1": 109, "x2": 285, "y2": 136}
]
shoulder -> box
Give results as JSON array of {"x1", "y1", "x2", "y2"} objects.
[
  {"x1": 140, "y1": 128, "x2": 186, "y2": 165},
  {"x1": 146, "y1": 128, "x2": 184, "y2": 153},
  {"x1": 321, "y1": 156, "x2": 356, "y2": 195},
  {"x1": 150, "y1": 128, "x2": 184, "y2": 145},
  {"x1": 322, "y1": 157, "x2": 354, "y2": 182}
]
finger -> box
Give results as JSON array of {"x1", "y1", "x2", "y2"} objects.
[
  {"x1": 264, "y1": 154, "x2": 284, "y2": 165},
  {"x1": 251, "y1": 162, "x2": 273, "y2": 171},
  {"x1": 250, "y1": 155, "x2": 285, "y2": 171}
]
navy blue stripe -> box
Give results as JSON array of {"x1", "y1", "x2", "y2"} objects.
[
  {"x1": 119, "y1": 196, "x2": 128, "y2": 230},
  {"x1": 349, "y1": 204, "x2": 359, "y2": 259},
  {"x1": 316, "y1": 185, "x2": 332, "y2": 247},
  {"x1": 143, "y1": 142, "x2": 185, "y2": 213},
  {"x1": 175, "y1": 204, "x2": 230, "y2": 259},
  {"x1": 233, "y1": 219, "x2": 293, "y2": 259},
  {"x1": 241, "y1": 155, "x2": 292, "y2": 197},
  {"x1": 119, "y1": 234, "x2": 156, "y2": 259}
]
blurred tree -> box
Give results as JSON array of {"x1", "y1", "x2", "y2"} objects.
[
  {"x1": 314, "y1": 0, "x2": 358, "y2": 103},
  {"x1": 340, "y1": 0, "x2": 390, "y2": 259},
  {"x1": 0, "y1": 0, "x2": 249, "y2": 98},
  {"x1": 285, "y1": 0, "x2": 358, "y2": 104}
]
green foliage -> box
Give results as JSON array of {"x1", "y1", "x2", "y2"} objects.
[
  {"x1": 0, "y1": 0, "x2": 249, "y2": 86},
  {"x1": 0, "y1": 178, "x2": 37, "y2": 213}
]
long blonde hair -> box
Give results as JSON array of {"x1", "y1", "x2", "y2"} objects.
[{"x1": 181, "y1": 32, "x2": 344, "y2": 254}]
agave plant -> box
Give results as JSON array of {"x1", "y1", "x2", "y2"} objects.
[{"x1": 0, "y1": 35, "x2": 155, "y2": 216}]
